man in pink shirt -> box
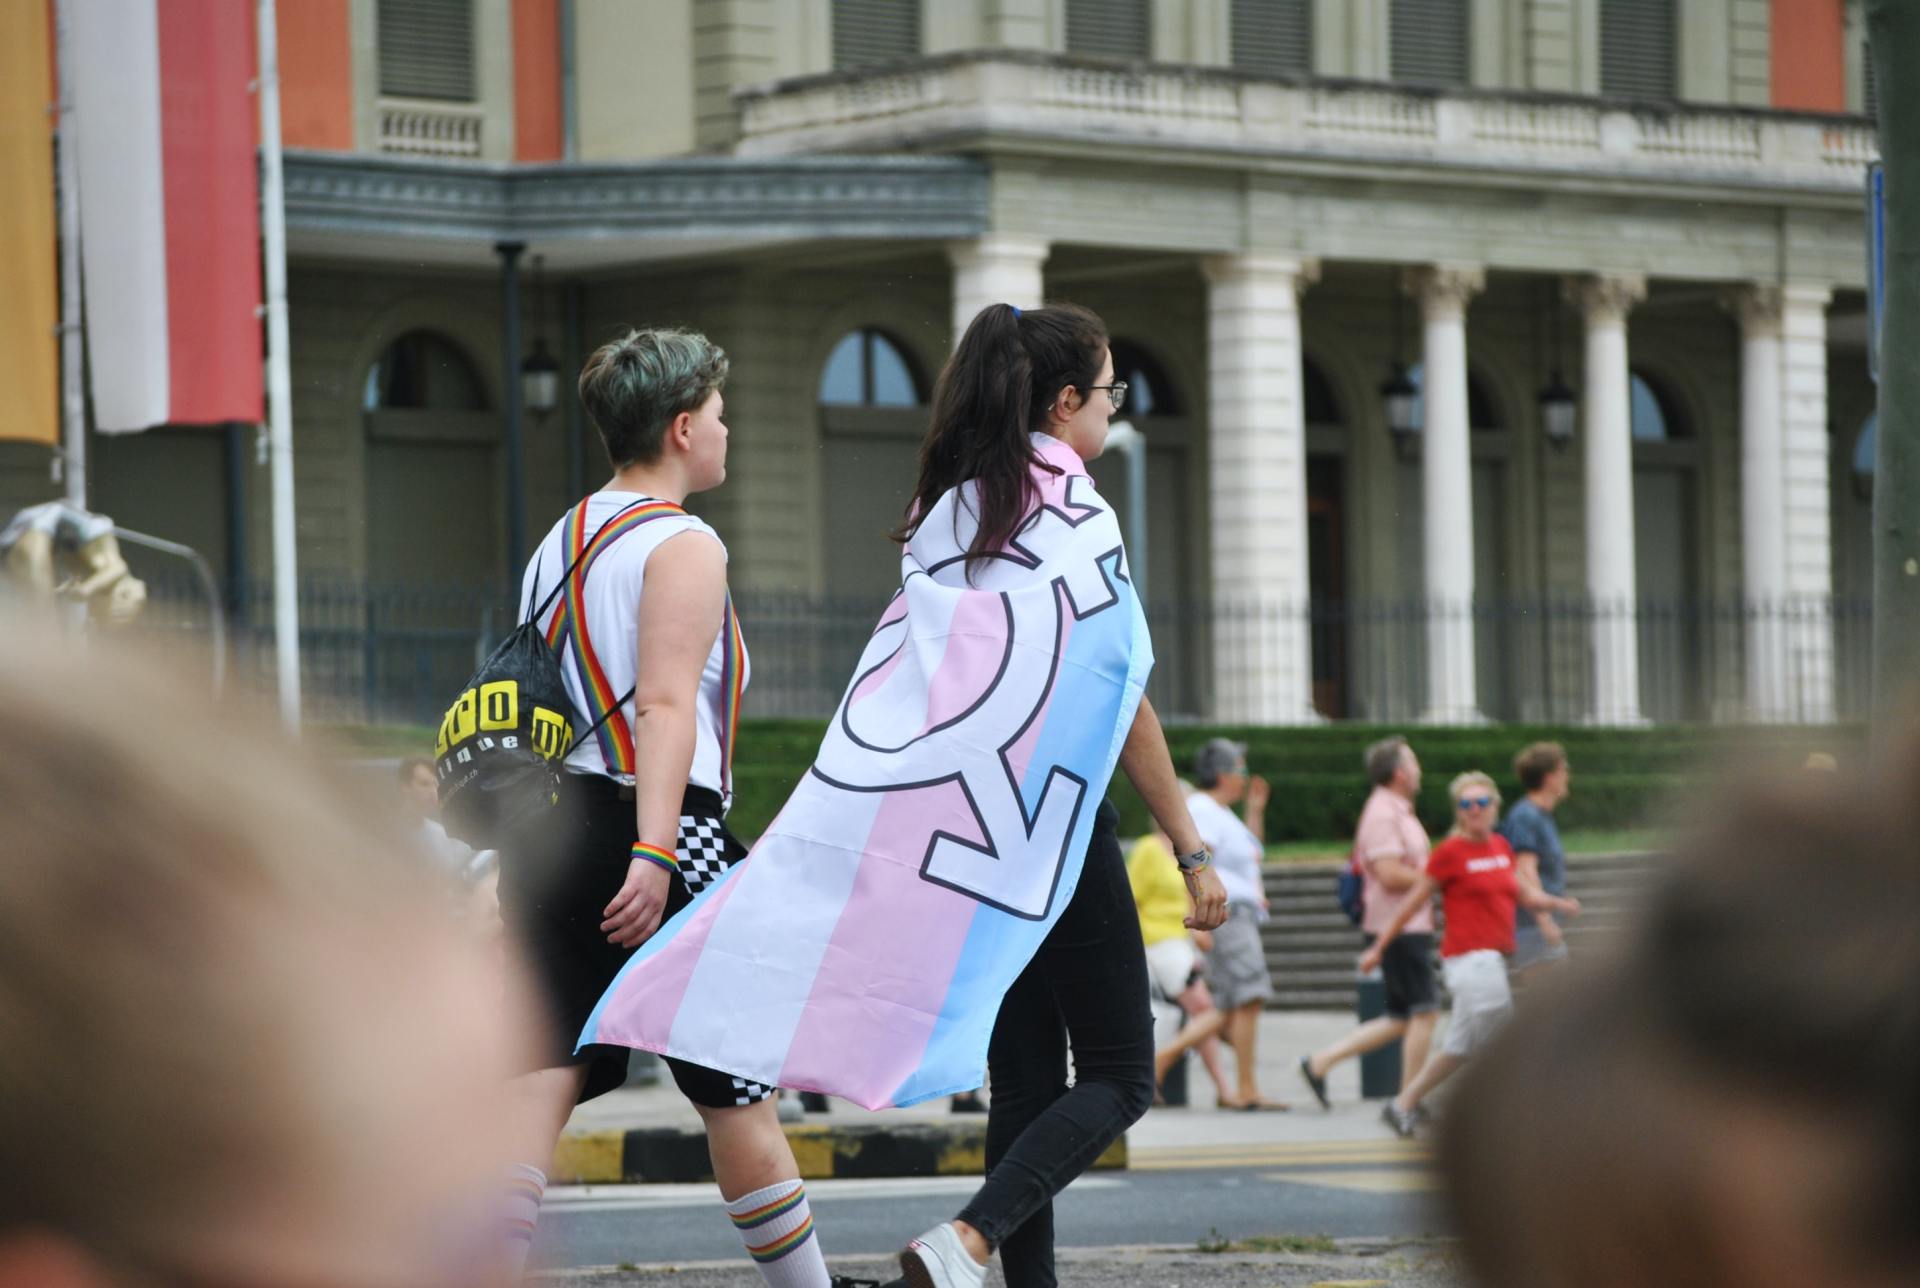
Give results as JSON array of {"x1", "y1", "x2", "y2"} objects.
[{"x1": 1298, "y1": 736, "x2": 1439, "y2": 1108}]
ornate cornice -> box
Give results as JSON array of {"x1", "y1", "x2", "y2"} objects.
[{"x1": 281, "y1": 151, "x2": 990, "y2": 250}]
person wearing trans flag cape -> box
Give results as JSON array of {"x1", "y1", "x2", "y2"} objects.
[{"x1": 584, "y1": 302, "x2": 1228, "y2": 1288}]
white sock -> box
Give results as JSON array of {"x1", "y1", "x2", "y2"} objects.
[
  {"x1": 497, "y1": 1162, "x2": 546, "y2": 1281},
  {"x1": 725, "y1": 1178, "x2": 831, "y2": 1288}
]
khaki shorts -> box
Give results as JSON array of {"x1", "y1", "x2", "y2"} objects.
[{"x1": 1204, "y1": 904, "x2": 1273, "y2": 1011}]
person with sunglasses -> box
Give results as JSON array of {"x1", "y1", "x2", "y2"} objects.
[{"x1": 1360, "y1": 771, "x2": 1581, "y2": 1138}]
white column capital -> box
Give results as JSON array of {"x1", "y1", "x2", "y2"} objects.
[
  {"x1": 946, "y1": 234, "x2": 1051, "y2": 273},
  {"x1": 1402, "y1": 264, "x2": 1485, "y2": 322},
  {"x1": 1564, "y1": 273, "x2": 1647, "y2": 327},
  {"x1": 1722, "y1": 284, "x2": 1785, "y2": 338},
  {"x1": 1201, "y1": 254, "x2": 1321, "y2": 294}
]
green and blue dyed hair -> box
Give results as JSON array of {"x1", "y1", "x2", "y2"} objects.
[{"x1": 578, "y1": 327, "x2": 730, "y2": 469}]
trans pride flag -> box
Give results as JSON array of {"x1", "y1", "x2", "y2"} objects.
[{"x1": 580, "y1": 435, "x2": 1153, "y2": 1110}]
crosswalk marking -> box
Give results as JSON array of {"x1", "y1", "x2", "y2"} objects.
[{"x1": 1261, "y1": 1168, "x2": 1440, "y2": 1194}]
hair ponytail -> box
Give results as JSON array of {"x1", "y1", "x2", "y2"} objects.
[{"x1": 894, "y1": 301, "x2": 1107, "y2": 575}]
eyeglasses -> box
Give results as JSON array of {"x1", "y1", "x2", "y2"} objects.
[
  {"x1": 1457, "y1": 795, "x2": 1495, "y2": 810},
  {"x1": 1087, "y1": 382, "x2": 1128, "y2": 411}
]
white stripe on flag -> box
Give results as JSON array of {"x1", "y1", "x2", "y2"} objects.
[{"x1": 73, "y1": 0, "x2": 169, "y2": 433}]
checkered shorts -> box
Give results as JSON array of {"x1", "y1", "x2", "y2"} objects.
[
  {"x1": 667, "y1": 812, "x2": 773, "y2": 1107},
  {"x1": 675, "y1": 814, "x2": 739, "y2": 896}
]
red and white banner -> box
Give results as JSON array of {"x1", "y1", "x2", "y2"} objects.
[{"x1": 72, "y1": 0, "x2": 263, "y2": 432}]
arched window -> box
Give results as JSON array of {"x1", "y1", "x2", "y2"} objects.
[
  {"x1": 818, "y1": 329, "x2": 925, "y2": 407},
  {"x1": 1405, "y1": 363, "x2": 1502, "y2": 431},
  {"x1": 1630, "y1": 371, "x2": 1686, "y2": 441},
  {"x1": 1304, "y1": 356, "x2": 1340, "y2": 426},
  {"x1": 1108, "y1": 339, "x2": 1181, "y2": 417},
  {"x1": 363, "y1": 330, "x2": 488, "y2": 412}
]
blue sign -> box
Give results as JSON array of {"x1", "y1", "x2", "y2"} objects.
[{"x1": 1869, "y1": 162, "x2": 1885, "y2": 385}]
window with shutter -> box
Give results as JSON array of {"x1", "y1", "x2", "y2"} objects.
[
  {"x1": 1066, "y1": 0, "x2": 1151, "y2": 62},
  {"x1": 1389, "y1": 0, "x2": 1469, "y2": 87},
  {"x1": 377, "y1": 0, "x2": 475, "y2": 102},
  {"x1": 832, "y1": 0, "x2": 922, "y2": 72},
  {"x1": 1864, "y1": 41, "x2": 1879, "y2": 122},
  {"x1": 1599, "y1": 0, "x2": 1677, "y2": 102},
  {"x1": 1232, "y1": 0, "x2": 1312, "y2": 76}
]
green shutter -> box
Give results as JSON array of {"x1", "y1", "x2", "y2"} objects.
[
  {"x1": 832, "y1": 0, "x2": 922, "y2": 72},
  {"x1": 1066, "y1": 0, "x2": 1152, "y2": 61},
  {"x1": 1389, "y1": 0, "x2": 1469, "y2": 88},
  {"x1": 1599, "y1": 0, "x2": 1677, "y2": 102},
  {"x1": 377, "y1": 0, "x2": 475, "y2": 102},
  {"x1": 1232, "y1": 0, "x2": 1312, "y2": 76}
]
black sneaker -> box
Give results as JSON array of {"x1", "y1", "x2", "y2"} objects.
[
  {"x1": 1381, "y1": 1101, "x2": 1418, "y2": 1139},
  {"x1": 948, "y1": 1091, "x2": 986, "y2": 1114},
  {"x1": 1298, "y1": 1055, "x2": 1331, "y2": 1110},
  {"x1": 830, "y1": 1278, "x2": 885, "y2": 1288}
]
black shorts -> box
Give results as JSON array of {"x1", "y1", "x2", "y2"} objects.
[
  {"x1": 1367, "y1": 932, "x2": 1440, "y2": 1020},
  {"x1": 498, "y1": 772, "x2": 775, "y2": 1108}
]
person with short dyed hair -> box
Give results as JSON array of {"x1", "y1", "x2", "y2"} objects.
[{"x1": 1361, "y1": 771, "x2": 1581, "y2": 1137}]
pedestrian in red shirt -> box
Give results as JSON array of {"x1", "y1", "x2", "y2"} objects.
[{"x1": 1360, "y1": 771, "x2": 1580, "y2": 1137}]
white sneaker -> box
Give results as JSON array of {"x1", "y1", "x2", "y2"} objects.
[{"x1": 900, "y1": 1222, "x2": 987, "y2": 1288}]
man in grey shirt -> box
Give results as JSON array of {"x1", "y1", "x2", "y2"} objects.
[{"x1": 1498, "y1": 742, "x2": 1571, "y2": 976}]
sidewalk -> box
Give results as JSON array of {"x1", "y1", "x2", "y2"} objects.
[{"x1": 557, "y1": 1010, "x2": 1445, "y2": 1182}]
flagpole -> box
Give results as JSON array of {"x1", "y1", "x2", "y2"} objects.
[
  {"x1": 53, "y1": 0, "x2": 84, "y2": 506},
  {"x1": 256, "y1": 0, "x2": 300, "y2": 732}
]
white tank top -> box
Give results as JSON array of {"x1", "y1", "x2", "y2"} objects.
[{"x1": 518, "y1": 492, "x2": 749, "y2": 802}]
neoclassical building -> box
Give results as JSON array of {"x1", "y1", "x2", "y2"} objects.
[{"x1": 0, "y1": 0, "x2": 1883, "y2": 727}]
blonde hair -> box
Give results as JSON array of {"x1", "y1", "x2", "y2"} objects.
[
  {"x1": 0, "y1": 625, "x2": 524, "y2": 1280},
  {"x1": 1449, "y1": 770, "x2": 1501, "y2": 806}
]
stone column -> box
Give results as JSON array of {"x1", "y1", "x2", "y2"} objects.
[
  {"x1": 1406, "y1": 265, "x2": 1485, "y2": 724},
  {"x1": 1203, "y1": 254, "x2": 1321, "y2": 725},
  {"x1": 1781, "y1": 283, "x2": 1836, "y2": 722},
  {"x1": 947, "y1": 235, "x2": 1048, "y2": 349},
  {"x1": 1728, "y1": 285, "x2": 1789, "y2": 720},
  {"x1": 1567, "y1": 273, "x2": 1647, "y2": 725}
]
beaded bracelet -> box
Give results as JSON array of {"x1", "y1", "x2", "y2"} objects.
[{"x1": 630, "y1": 841, "x2": 678, "y2": 874}]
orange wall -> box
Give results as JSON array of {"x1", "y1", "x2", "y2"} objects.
[
  {"x1": 279, "y1": 0, "x2": 353, "y2": 151},
  {"x1": 514, "y1": 0, "x2": 564, "y2": 161},
  {"x1": 1773, "y1": 0, "x2": 1846, "y2": 112}
]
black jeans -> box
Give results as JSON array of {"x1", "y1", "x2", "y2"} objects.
[{"x1": 954, "y1": 801, "x2": 1156, "y2": 1288}]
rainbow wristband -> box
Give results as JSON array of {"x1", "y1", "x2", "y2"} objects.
[{"x1": 630, "y1": 841, "x2": 678, "y2": 874}]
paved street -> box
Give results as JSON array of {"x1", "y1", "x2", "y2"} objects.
[{"x1": 541, "y1": 1012, "x2": 1460, "y2": 1282}]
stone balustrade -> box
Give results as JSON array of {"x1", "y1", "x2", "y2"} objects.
[
  {"x1": 377, "y1": 98, "x2": 484, "y2": 159},
  {"x1": 736, "y1": 53, "x2": 1876, "y2": 190}
]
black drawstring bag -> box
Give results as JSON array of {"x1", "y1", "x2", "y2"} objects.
[{"x1": 435, "y1": 499, "x2": 646, "y2": 848}]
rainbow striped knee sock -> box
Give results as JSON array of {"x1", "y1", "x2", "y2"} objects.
[
  {"x1": 725, "y1": 1178, "x2": 830, "y2": 1288},
  {"x1": 497, "y1": 1162, "x2": 546, "y2": 1280}
]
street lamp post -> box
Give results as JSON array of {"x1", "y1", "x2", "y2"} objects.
[{"x1": 497, "y1": 241, "x2": 527, "y2": 583}]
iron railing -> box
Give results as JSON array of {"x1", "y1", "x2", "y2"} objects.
[{"x1": 131, "y1": 578, "x2": 1874, "y2": 728}]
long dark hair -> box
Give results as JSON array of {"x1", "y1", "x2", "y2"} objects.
[{"x1": 893, "y1": 302, "x2": 1108, "y2": 574}]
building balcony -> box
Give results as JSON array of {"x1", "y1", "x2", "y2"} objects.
[
  {"x1": 378, "y1": 97, "x2": 485, "y2": 159},
  {"x1": 735, "y1": 52, "x2": 1877, "y2": 197}
]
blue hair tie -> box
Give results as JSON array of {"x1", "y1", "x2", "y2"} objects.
[{"x1": 1010, "y1": 305, "x2": 1022, "y2": 318}]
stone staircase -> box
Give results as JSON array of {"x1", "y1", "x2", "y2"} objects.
[{"x1": 1259, "y1": 850, "x2": 1660, "y2": 1009}]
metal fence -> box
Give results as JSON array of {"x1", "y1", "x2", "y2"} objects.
[{"x1": 134, "y1": 578, "x2": 1873, "y2": 728}]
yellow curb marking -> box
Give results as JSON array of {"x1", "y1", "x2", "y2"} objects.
[{"x1": 551, "y1": 1130, "x2": 625, "y2": 1185}]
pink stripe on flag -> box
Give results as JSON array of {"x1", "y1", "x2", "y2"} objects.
[
  {"x1": 920, "y1": 591, "x2": 1009, "y2": 732},
  {"x1": 591, "y1": 865, "x2": 746, "y2": 1052},
  {"x1": 778, "y1": 778, "x2": 983, "y2": 1099}
]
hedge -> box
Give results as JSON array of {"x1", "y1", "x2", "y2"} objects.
[
  {"x1": 720, "y1": 719, "x2": 1865, "y2": 843},
  {"x1": 328, "y1": 718, "x2": 1864, "y2": 845}
]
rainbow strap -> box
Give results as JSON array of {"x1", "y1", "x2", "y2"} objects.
[
  {"x1": 544, "y1": 499, "x2": 685, "y2": 775},
  {"x1": 630, "y1": 841, "x2": 678, "y2": 874},
  {"x1": 544, "y1": 499, "x2": 746, "y2": 791}
]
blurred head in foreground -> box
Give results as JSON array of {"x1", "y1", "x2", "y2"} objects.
[
  {"x1": 1441, "y1": 760, "x2": 1919, "y2": 1288},
  {"x1": 0, "y1": 629, "x2": 533, "y2": 1287}
]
